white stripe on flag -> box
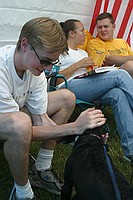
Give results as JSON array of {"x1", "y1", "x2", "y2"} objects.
[{"x1": 131, "y1": 30, "x2": 133, "y2": 49}]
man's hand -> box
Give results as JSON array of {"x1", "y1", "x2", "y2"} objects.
[
  {"x1": 74, "y1": 108, "x2": 106, "y2": 135},
  {"x1": 102, "y1": 133, "x2": 109, "y2": 144},
  {"x1": 104, "y1": 55, "x2": 133, "y2": 66}
]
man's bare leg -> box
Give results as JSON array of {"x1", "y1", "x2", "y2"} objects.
[
  {"x1": 0, "y1": 112, "x2": 32, "y2": 185},
  {"x1": 42, "y1": 89, "x2": 76, "y2": 149},
  {"x1": 29, "y1": 89, "x2": 76, "y2": 195}
]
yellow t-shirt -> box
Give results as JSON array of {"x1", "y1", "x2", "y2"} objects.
[
  {"x1": 87, "y1": 37, "x2": 133, "y2": 66},
  {"x1": 77, "y1": 30, "x2": 93, "y2": 51}
]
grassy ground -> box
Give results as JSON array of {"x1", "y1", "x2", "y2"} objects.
[{"x1": 0, "y1": 107, "x2": 132, "y2": 199}]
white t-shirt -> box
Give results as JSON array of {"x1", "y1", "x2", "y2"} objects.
[
  {"x1": 0, "y1": 45, "x2": 48, "y2": 114},
  {"x1": 58, "y1": 48, "x2": 88, "y2": 87}
]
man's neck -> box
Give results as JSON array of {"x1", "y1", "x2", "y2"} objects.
[{"x1": 14, "y1": 49, "x2": 25, "y2": 79}]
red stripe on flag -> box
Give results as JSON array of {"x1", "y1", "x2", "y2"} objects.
[
  {"x1": 104, "y1": 0, "x2": 109, "y2": 12},
  {"x1": 117, "y1": 0, "x2": 132, "y2": 38},
  {"x1": 126, "y1": 23, "x2": 133, "y2": 46},
  {"x1": 89, "y1": 0, "x2": 102, "y2": 34},
  {"x1": 111, "y1": 0, "x2": 122, "y2": 20}
]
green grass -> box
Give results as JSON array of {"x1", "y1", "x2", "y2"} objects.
[{"x1": 0, "y1": 107, "x2": 132, "y2": 199}]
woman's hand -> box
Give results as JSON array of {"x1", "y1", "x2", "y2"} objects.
[{"x1": 76, "y1": 57, "x2": 94, "y2": 69}]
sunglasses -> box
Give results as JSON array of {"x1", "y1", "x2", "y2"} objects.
[{"x1": 32, "y1": 46, "x2": 59, "y2": 66}]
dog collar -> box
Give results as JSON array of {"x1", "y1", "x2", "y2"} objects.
[{"x1": 90, "y1": 133, "x2": 101, "y2": 140}]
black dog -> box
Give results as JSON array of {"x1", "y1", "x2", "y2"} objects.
[{"x1": 61, "y1": 128, "x2": 133, "y2": 200}]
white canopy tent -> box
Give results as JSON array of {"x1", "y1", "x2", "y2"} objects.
[{"x1": 0, "y1": 0, "x2": 132, "y2": 48}]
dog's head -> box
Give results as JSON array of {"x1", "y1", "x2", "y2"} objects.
[
  {"x1": 73, "y1": 127, "x2": 103, "y2": 151},
  {"x1": 82, "y1": 127, "x2": 102, "y2": 138},
  {"x1": 74, "y1": 100, "x2": 104, "y2": 147}
]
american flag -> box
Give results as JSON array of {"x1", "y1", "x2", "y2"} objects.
[{"x1": 88, "y1": 0, "x2": 133, "y2": 48}]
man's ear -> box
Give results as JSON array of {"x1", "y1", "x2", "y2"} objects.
[
  {"x1": 21, "y1": 38, "x2": 29, "y2": 52},
  {"x1": 113, "y1": 23, "x2": 116, "y2": 30}
]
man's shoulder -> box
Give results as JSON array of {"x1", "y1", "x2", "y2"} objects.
[
  {"x1": 0, "y1": 45, "x2": 15, "y2": 52},
  {"x1": 0, "y1": 45, "x2": 15, "y2": 60},
  {"x1": 87, "y1": 38, "x2": 105, "y2": 49},
  {"x1": 110, "y1": 38, "x2": 129, "y2": 46},
  {"x1": 88, "y1": 37, "x2": 104, "y2": 44},
  {"x1": 113, "y1": 38, "x2": 125, "y2": 42}
]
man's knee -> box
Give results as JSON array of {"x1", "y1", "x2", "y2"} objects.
[
  {"x1": 60, "y1": 89, "x2": 76, "y2": 108},
  {"x1": 102, "y1": 88, "x2": 125, "y2": 107},
  {"x1": 0, "y1": 112, "x2": 32, "y2": 142}
]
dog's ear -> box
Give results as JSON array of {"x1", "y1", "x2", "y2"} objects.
[
  {"x1": 93, "y1": 100, "x2": 102, "y2": 110},
  {"x1": 82, "y1": 129, "x2": 94, "y2": 135},
  {"x1": 92, "y1": 127, "x2": 102, "y2": 138}
]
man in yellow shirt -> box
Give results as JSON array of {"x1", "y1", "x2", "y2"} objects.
[{"x1": 87, "y1": 12, "x2": 133, "y2": 76}]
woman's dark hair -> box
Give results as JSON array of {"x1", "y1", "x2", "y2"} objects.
[{"x1": 60, "y1": 19, "x2": 80, "y2": 39}]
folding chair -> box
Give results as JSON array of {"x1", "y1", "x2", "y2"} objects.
[{"x1": 48, "y1": 71, "x2": 111, "y2": 134}]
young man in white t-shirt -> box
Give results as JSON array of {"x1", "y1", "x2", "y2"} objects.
[{"x1": 0, "y1": 17, "x2": 106, "y2": 200}]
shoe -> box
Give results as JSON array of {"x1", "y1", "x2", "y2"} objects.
[
  {"x1": 29, "y1": 165, "x2": 61, "y2": 195},
  {"x1": 9, "y1": 186, "x2": 36, "y2": 200}
]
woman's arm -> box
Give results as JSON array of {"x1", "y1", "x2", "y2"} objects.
[{"x1": 57, "y1": 57, "x2": 94, "y2": 84}]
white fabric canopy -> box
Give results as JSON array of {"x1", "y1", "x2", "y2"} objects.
[{"x1": 0, "y1": 0, "x2": 132, "y2": 48}]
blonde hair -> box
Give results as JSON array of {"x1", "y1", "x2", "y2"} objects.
[{"x1": 17, "y1": 17, "x2": 68, "y2": 54}]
